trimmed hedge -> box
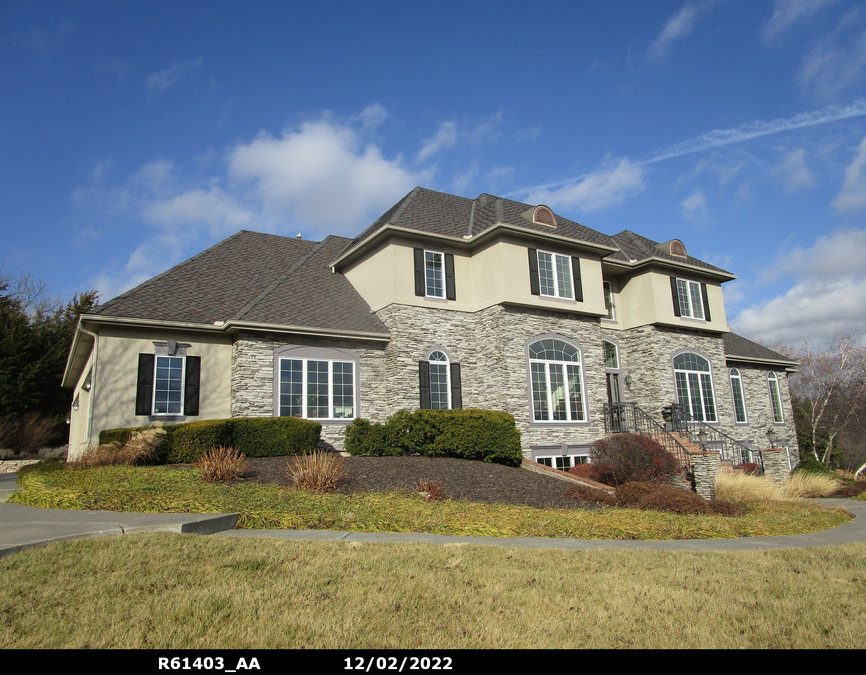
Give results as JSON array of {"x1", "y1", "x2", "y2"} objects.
[
  {"x1": 99, "y1": 417, "x2": 321, "y2": 463},
  {"x1": 344, "y1": 408, "x2": 523, "y2": 467}
]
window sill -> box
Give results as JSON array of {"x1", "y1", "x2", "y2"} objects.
[
  {"x1": 149, "y1": 415, "x2": 186, "y2": 423},
  {"x1": 529, "y1": 419, "x2": 591, "y2": 428},
  {"x1": 539, "y1": 294, "x2": 577, "y2": 304}
]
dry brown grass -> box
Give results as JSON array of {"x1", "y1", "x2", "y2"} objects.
[
  {"x1": 71, "y1": 428, "x2": 166, "y2": 468},
  {"x1": 195, "y1": 446, "x2": 249, "y2": 483},
  {"x1": 415, "y1": 479, "x2": 444, "y2": 501},
  {"x1": 285, "y1": 450, "x2": 347, "y2": 493},
  {"x1": 716, "y1": 470, "x2": 842, "y2": 502},
  {"x1": 3, "y1": 534, "x2": 866, "y2": 649}
]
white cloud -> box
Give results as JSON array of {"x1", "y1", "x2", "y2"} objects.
[
  {"x1": 144, "y1": 186, "x2": 254, "y2": 235},
  {"x1": 798, "y1": 20, "x2": 866, "y2": 98},
  {"x1": 764, "y1": 0, "x2": 837, "y2": 40},
  {"x1": 146, "y1": 57, "x2": 204, "y2": 94},
  {"x1": 833, "y1": 136, "x2": 866, "y2": 212},
  {"x1": 733, "y1": 228, "x2": 866, "y2": 345},
  {"x1": 648, "y1": 2, "x2": 700, "y2": 60},
  {"x1": 526, "y1": 158, "x2": 645, "y2": 212},
  {"x1": 229, "y1": 117, "x2": 419, "y2": 232},
  {"x1": 775, "y1": 148, "x2": 816, "y2": 193},
  {"x1": 417, "y1": 122, "x2": 457, "y2": 162},
  {"x1": 681, "y1": 189, "x2": 709, "y2": 224}
]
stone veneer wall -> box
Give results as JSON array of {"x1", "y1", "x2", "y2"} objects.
[
  {"x1": 615, "y1": 325, "x2": 798, "y2": 470},
  {"x1": 231, "y1": 332, "x2": 388, "y2": 450},
  {"x1": 375, "y1": 303, "x2": 609, "y2": 456}
]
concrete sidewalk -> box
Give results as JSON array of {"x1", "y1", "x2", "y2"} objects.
[{"x1": 2, "y1": 471, "x2": 865, "y2": 557}]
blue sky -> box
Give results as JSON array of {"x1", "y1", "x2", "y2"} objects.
[{"x1": 3, "y1": 0, "x2": 866, "y2": 347}]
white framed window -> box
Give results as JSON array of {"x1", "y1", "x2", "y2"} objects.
[
  {"x1": 153, "y1": 355, "x2": 185, "y2": 415},
  {"x1": 537, "y1": 251, "x2": 573, "y2": 300},
  {"x1": 673, "y1": 352, "x2": 717, "y2": 422},
  {"x1": 425, "y1": 250, "x2": 445, "y2": 298},
  {"x1": 536, "y1": 454, "x2": 589, "y2": 470},
  {"x1": 278, "y1": 355, "x2": 356, "y2": 420},
  {"x1": 768, "y1": 372, "x2": 784, "y2": 423},
  {"x1": 729, "y1": 368, "x2": 748, "y2": 423},
  {"x1": 675, "y1": 278, "x2": 705, "y2": 320},
  {"x1": 603, "y1": 281, "x2": 615, "y2": 320},
  {"x1": 528, "y1": 338, "x2": 587, "y2": 423},
  {"x1": 428, "y1": 350, "x2": 451, "y2": 409}
]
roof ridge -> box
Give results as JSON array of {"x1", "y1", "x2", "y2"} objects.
[
  {"x1": 232, "y1": 237, "x2": 331, "y2": 322},
  {"x1": 94, "y1": 231, "x2": 249, "y2": 314}
]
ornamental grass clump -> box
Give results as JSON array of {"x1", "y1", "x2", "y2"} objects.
[
  {"x1": 783, "y1": 471, "x2": 841, "y2": 499},
  {"x1": 72, "y1": 428, "x2": 166, "y2": 468},
  {"x1": 415, "y1": 479, "x2": 444, "y2": 501},
  {"x1": 195, "y1": 446, "x2": 249, "y2": 483},
  {"x1": 285, "y1": 450, "x2": 347, "y2": 494}
]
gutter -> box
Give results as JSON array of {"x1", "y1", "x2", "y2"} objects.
[{"x1": 725, "y1": 354, "x2": 799, "y2": 371}]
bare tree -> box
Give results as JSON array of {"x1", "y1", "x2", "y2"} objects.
[{"x1": 789, "y1": 334, "x2": 866, "y2": 465}]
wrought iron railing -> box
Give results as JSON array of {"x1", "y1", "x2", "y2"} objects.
[
  {"x1": 664, "y1": 404, "x2": 763, "y2": 471},
  {"x1": 603, "y1": 402, "x2": 694, "y2": 472}
]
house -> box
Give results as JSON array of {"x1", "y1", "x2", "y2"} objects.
[{"x1": 63, "y1": 187, "x2": 799, "y2": 480}]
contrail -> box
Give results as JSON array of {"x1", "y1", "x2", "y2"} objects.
[{"x1": 512, "y1": 99, "x2": 866, "y2": 196}]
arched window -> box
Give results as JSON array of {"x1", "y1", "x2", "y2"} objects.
[
  {"x1": 419, "y1": 348, "x2": 462, "y2": 409},
  {"x1": 673, "y1": 352, "x2": 717, "y2": 422},
  {"x1": 768, "y1": 372, "x2": 784, "y2": 423},
  {"x1": 729, "y1": 368, "x2": 747, "y2": 423},
  {"x1": 528, "y1": 338, "x2": 586, "y2": 422}
]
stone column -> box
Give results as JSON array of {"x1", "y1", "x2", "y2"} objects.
[
  {"x1": 761, "y1": 447, "x2": 792, "y2": 485},
  {"x1": 690, "y1": 451, "x2": 721, "y2": 500}
]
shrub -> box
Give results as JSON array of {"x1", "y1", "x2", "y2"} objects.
[
  {"x1": 72, "y1": 428, "x2": 167, "y2": 468},
  {"x1": 567, "y1": 463, "x2": 596, "y2": 479},
  {"x1": 101, "y1": 417, "x2": 321, "y2": 464},
  {"x1": 831, "y1": 483, "x2": 866, "y2": 498},
  {"x1": 589, "y1": 434, "x2": 680, "y2": 487},
  {"x1": 0, "y1": 414, "x2": 62, "y2": 455},
  {"x1": 344, "y1": 409, "x2": 522, "y2": 467},
  {"x1": 616, "y1": 482, "x2": 711, "y2": 514},
  {"x1": 196, "y1": 446, "x2": 249, "y2": 483},
  {"x1": 416, "y1": 479, "x2": 445, "y2": 501},
  {"x1": 795, "y1": 457, "x2": 833, "y2": 475},
  {"x1": 564, "y1": 483, "x2": 616, "y2": 506},
  {"x1": 285, "y1": 451, "x2": 347, "y2": 493},
  {"x1": 707, "y1": 499, "x2": 745, "y2": 517}
]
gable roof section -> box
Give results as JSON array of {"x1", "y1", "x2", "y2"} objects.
[
  {"x1": 610, "y1": 230, "x2": 733, "y2": 277},
  {"x1": 91, "y1": 230, "x2": 387, "y2": 336},
  {"x1": 723, "y1": 333, "x2": 798, "y2": 368}
]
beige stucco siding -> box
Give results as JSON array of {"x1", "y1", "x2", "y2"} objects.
[
  {"x1": 344, "y1": 237, "x2": 608, "y2": 317},
  {"x1": 613, "y1": 269, "x2": 728, "y2": 332},
  {"x1": 68, "y1": 349, "x2": 95, "y2": 460},
  {"x1": 78, "y1": 326, "x2": 232, "y2": 454}
]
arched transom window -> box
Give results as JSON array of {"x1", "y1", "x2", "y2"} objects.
[
  {"x1": 528, "y1": 338, "x2": 586, "y2": 422},
  {"x1": 673, "y1": 352, "x2": 717, "y2": 422}
]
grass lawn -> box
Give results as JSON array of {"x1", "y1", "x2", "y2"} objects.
[
  {"x1": 2, "y1": 534, "x2": 865, "y2": 649},
  {"x1": 9, "y1": 462, "x2": 852, "y2": 539}
]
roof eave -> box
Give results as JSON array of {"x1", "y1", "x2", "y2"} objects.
[
  {"x1": 61, "y1": 320, "x2": 94, "y2": 388},
  {"x1": 725, "y1": 354, "x2": 799, "y2": 370},
  {"x1": 610, "y1": 255, "x2": 737, "y2": 281},
  {"x1": 331, "y1": 222, "x2": 619, "y2": 269},
  {"x1": 79, "y1": 313, "x2": 391, "y2": 344}
]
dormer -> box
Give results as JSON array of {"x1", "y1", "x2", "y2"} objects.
[
  {"x1": 522, "y1": 205, "x2": 557, "y2": 228},
  {"x1": 657, "y1": 239, "x2": 687, "y2": 258}
]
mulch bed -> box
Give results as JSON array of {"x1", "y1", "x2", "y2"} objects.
[{"x1": 240, "y1": 455, "x2": 598, "y2": 510}]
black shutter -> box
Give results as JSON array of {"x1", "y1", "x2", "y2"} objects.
[
  {"x1": 450, "y1": 363, "x2": 462, "y2": 409},
  {"x1": 419, "y1": 361, "x2": 431, "y2": 409},
  {"x1": 445, "y1": 253, "x2": 456, "y2": 301},
  {"x1": 700, "y1": 283, "x2": 711, "y2": 322},
  {"x1": 571, "y1": 256, "x2": 583, "y2": 302},
  {"x1": 184, "y1": 356, "x2": 201, "y2": 416},
  {"x1": 414, "y1": 248, "x2": 425, "y2": 296},
  {"x1": 528, "y1": 248, "x2": 540, "y2": 295},
  {"x1": 135, "y1": 354, "x2": 155, "y2": 416},
  {"x1": 670, "y1": 277, "x2": 681, "y2": 317}
]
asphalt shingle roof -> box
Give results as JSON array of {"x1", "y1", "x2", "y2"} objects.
[
  {"x1": 723, "y1": 333, "x2": 798, "y2": 365},
  {"x1": 93, "y1": 231, "x2": 387, "y2": 335},
  {"x1": 610, "y1": 230, "x2": 733, "y2": 275}
]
